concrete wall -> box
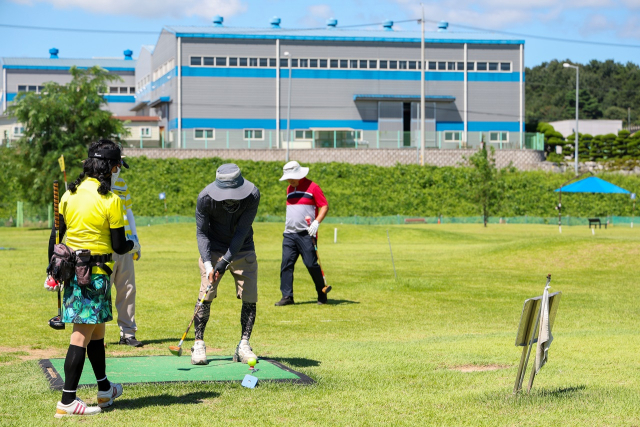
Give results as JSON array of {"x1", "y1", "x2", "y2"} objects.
[{"x1": 123, "y1": 147, "x2": 546, "y2": 170}]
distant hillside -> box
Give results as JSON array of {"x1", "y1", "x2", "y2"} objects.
[{"x1": 525, "y1": 59, "x2": 640, "y2": 130}]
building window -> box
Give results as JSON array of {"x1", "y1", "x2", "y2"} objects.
[
  {"x1": 280, "y1": 58, "x2": 288, "y2": 67},
  {"x1": 389, "y1": 60, "x2": 398, "y2": 69},
  {"x1": 203, "y1": 57, "x2": 214, "y2": 66},
  {"x1": 319, "y1": 59, "x2": 328, "y2": 68},
  {"x1": 310, "y1": 59, "x2": 318, "y2": 68},
  {"x1": 399, "y1": 61, "x2": 407, "y2": 70},
  {"x1": 299, "y1": 58, "x2": 308, "y2": 67},
  {"x1": 467, "y1": 62, "x2": 475, "y2": 71},
  {"x1": 269, "y1": 58, "x2": 276, "y2": 67},
  {"x1": 489, "y1": 131, "x2": 508, "y2": 142},
  {"x1": 359, "y1": 60, "x2": 368, "y2": 69},
  {"x1": 500, "y1": 62, "x2": 511, "y2": 71},
  {"x1": 437, "y1": 62, "x2": 446, "y2": 71},
  {"x1": 428, "y1": 61, "x2": 437, "y2": 70},
  {"x1": 109, "y1": 87, "x2": 118, "y2": 94},
  {"x1": 229, "y1": 57, "x2": 238, "y2": 66},
  {"x1": 215, "y1": 57, "x2": 226, "y2": 66},
  {"x1": 13, "y1": 126, "x2": 24, "y2": 136},
  {"x1": 489, "y1": 62, "x2": 499, "y2": 71},
  {"x1": 190, "y1": 56, "x2": 202, "y2": 66},
  {"x1": 330, "y1": 59, "x2": 339, "y2": 68},
  {"x1": 295, "y1": 130, "x2": 313, "y2": 140},
  {"x1": 350, "y1": 59, "x2": 358, "y2": 69},
  {"x1": 249, "y1": 58, "x2": 258, "y2": 67},
  {"x1": 239, "y1": 58, "x2": 248, "y2": 66},
  {"x1": 444, "y1": 131, "x2": 461, "y2": 142},
  {"x1": 18, "y1": 85, "x2": 26, "y2": 92},
  {"x1": 477, "y1": 62, "x2": 487, "y2": 71},
  {"x1": 457, "y1": 62, "x2": 464, "y2": 70},
  {"x1": 129, "y1": 87, "x2": 135, "y2": 94},
  {"x1": 140, "y1": 127, "x2": 151, "y2": 138},
  {"x1": 259, "y1": 58, "x2": 268, "y2": 67},
  {"x1": 369, "y1": 60, "x2": 377, "y2": 69},
  {"x1": 447, "y1": 62, "x2": 456, "y2": 70},
  {"x1": 194, "y1": 129, "x2": 215, "y2": 140},
  {"x1": 291, "y1": 58, "x2": 299, "y2": 67},
  {"x1": 408, "y1": 61, "x2": 417, "y2": 70},
  {"x1": 119, "y1": 87, "x2": 128, "y2": 94},
  {"x1": 339, "y1": 59, "x2": 347, "y2": 68},
  {"x1": 379, "y1": 60, "x2": 388, "y2": 69},
  {"x1": 244, "y1": 129, "x2": 264, "y2": 140}
]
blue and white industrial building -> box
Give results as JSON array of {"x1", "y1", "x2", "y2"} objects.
[{"x1": 2, "y1": 17, "x2": 535, "y2": 151}]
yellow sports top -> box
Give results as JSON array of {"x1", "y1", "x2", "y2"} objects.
[{"x1": 60, "y1": 177, "x2": 124, "y2": 275}]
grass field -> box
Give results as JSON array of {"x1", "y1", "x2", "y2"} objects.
[{"x1": 1, "y1": 223, "x2": 639, "y2": 426}]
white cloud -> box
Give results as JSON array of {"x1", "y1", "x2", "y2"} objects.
[
  {"x1": 9, "y1": 0, "x2": 247, "y2": 20},
  {"x1": 620, "y1": 0, "x2": 640, "y2": 8},
  {"x1": 581, "y1": 13, "x2": 615, "y2": 35},
  {"x1": 300, "y1": 4, "x2": 336, "y2": 27}
]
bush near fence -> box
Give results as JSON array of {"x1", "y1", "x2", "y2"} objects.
[{"x1": 4, "y1": 156, "x2": 640, "y2": 225}]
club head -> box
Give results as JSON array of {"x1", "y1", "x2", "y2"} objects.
[
  {"x1": 48, "y1": 316, "x2": 65, "y2": 330},
  {"x1": 168, "y1": 346, "x2": 183, "y2": 357},
  {"x1": 322, "y1": 285, "x2": 332, "y2": 294}
]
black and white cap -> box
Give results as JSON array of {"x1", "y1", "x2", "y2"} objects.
[
  {"x1": 88, "y1": 148, "x2": 129, "y2": 169},
  {"x1": 207, "y1": 163, "x2": 255, "y2": 201}
]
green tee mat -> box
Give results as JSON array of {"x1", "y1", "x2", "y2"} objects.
[{"x1": 39, "y1": 356, "x2": 314, "y2": 390}]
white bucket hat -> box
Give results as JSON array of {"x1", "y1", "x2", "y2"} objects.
[{"x1": 279, "y1": 161, "x2": 309, "y2": 181}]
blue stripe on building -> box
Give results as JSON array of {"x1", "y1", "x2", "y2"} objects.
[
  {"x1": 103, "y1": 95, "x2": 136, "y2": 103},
  {"x1": 170, "y1": 118, "x2": 519, "y2": 132},
  {"x1": 6, "y1": 93, "x2": 16, "y2": 102},
  {"x1": 180, "y1": 66, "x2": 521, "y2": 82}
]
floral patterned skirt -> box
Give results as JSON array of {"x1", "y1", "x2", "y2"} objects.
[{"x1": 62, "y1": 274, "x2": 113, "y2": 324}]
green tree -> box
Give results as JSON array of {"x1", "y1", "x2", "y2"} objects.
[
  {"x1": 7, "y1": 66, "x2": 129, "y2": 205},
  {"x1": 466, "y1": 144, "x2": 504, "y2": 227}
]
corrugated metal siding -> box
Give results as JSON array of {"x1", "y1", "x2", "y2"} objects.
[
  {"x1": 6, "y1": 70, "x2": 73, "y2": 91},
  {"x1": 183, "y1": 39, "x2": 277, "y2": 59},
  {"x1": 468, "y1": 45, "x2": 521, "y2": 71},
  {"x1": 153, "y1": 30, "x2": 177, "y2": 71},
  {"x1": 468, "y1": 81, "x2": 519, "y2": 122}
]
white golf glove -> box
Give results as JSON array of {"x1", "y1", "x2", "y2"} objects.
[
  {"x1": 128, "y1": 234, "x2": 141, "y2": 254},
  {"x1": 134, "y1": 249, "x2": 141, "y2": 261},
  {"x1": 204, "y1": 261, "x2": 214, "y2": 278},
  {"x1": 44, "y1": 276, "x2": 60, "y2": 292},
  {"x1": 307, "y1": 219, "x2": 319, "y2": 237}
]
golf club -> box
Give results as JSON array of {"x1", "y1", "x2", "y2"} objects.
[
  {"x1": 48, "y1": 180, "x2": 65, "y2": 330},
  {"x1": 169, "y1": 272, "x2": 218, "y2": 356},
  {"x1": 306, "y1": 216, "x2": 331, "y2": 294}
]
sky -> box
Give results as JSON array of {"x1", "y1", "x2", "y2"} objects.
[{"x1": 0, "y1": 0, "x2": 639, "y2": 67}]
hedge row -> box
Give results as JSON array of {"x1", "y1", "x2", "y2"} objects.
[{"x1": 4, "y1": 154, "x2": 640, "y2": 220}]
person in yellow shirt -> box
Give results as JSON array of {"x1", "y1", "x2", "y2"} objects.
[{"x1": 46, "y1": 140, "x2": 139, "y2": 418}]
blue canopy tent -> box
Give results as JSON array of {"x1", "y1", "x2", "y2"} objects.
[{"x1": 554, "y1": 176, "x2": 631, "y2": 232}]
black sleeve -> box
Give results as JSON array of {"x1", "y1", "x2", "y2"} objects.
[
  {"x1": 111, "y1": 227, "x2": 134, "y2": 255},
  {"x1": 224, "y1": 188, "x2": 260, "y2": 261},
  {"x1": 47, "y1": 214, "x2": 67, "y2": 264}
]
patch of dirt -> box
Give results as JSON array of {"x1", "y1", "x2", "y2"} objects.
[
  {"x1": 0, "y1": 346, "x2": 63, "y2": 361},
  {"x1": 449, "y1": 364, "x2": 510, "y2": 372}
]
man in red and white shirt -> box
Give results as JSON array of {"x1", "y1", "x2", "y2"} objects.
[{"x1": 275, "y1": 161, "x2": 330, "y2": 306}]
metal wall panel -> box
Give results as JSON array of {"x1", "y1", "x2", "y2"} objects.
[
  {"x1": 468, "y1": 81, "x2": 519, "y2": 122},
  {"x1": 182, "y1": 39, "x2": 277, "y2": 60},
  {"x1": 153, "y1": 30, "x2": 177, "y2": 70},
  {"x1": 468, "y1": 45, "x2": 521, "y2": 71}
]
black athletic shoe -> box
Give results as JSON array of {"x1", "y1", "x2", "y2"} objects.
[
  {"x1": 274, "y1": 296, "x2": 294, "y2": 306},
  {"x1": 317, "y1": 296, "x2": 328, "y2": 305},
  {"x1": 119, "y1": 336, "x2": 143, "y2": 347}
]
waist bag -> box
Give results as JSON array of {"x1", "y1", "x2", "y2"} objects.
[{"x1": 48, "y1": 244, "x2": 113, "y2": 287}]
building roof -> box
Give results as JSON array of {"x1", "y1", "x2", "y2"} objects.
[
  {"x1": 1, "y1": 57, "x2": 136, "y2": 71},
  {"x1": 162, "y1": 26, "x2": 524, "y2": 45},
  {"x1": 115, "y1": 116, "x2": 160, "y2": 122}
]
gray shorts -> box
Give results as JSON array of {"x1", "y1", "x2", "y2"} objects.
[{"x1": 198, "y1": 251, "x2": 258, "y2": 303}]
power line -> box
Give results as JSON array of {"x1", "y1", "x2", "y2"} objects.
[{"x1": 0, "y1": 23, "x2": 158, "y2": 35}]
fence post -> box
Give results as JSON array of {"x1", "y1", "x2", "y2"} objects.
[
  {"x1": 183, "y1": 131, "x2": 186, "y2": 149},
  {"x1": 397, "y1": 131, "x2": 400, "y2": 149},
  {"x1": 269, "y1": 131, "x2": 272, "y2": 149},
  {"x1": 313, "y1": 130, "x2": 316, "y2": 149},
  {"x1": 140, "y1": 134, "x2": 143, "y2": 149},
  {"x1": 376, "y1": 131, "x2": 379, "y2": 149},
  {"x1": 205, "y1": 133, "x2": 208, "y2": 149},
  {"x1": 248, "y1": 135, "x2": 251, "y2": 149},
  {"x1": 161, "y1": 131, "x2": 165, "y2": 149},
  {"x1": 334, "y1": 131, "x2": 337, "y2": 149},
  {"x1": 226, "y1": 131, "x2": 229, "y2": 149}
]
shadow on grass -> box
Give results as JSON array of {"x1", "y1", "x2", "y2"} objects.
[
  {"x1": 269, "y1": 357, "x2": 321, "y2": 368},
  {"x1": 296, "y1": 299, "x2": 360, "y2": 306},
  {"x1": 537, "y1": 385, "x2": 586, "y2": 397},
  {"x1": 131, "y1": 338, "x2": 183, "y2": 345},
  {"x1": 112, "y1": 391, "x2": 220, "y2": 410}
]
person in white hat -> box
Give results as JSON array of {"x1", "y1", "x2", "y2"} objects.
[
  {"x1": 191, "y1": 163, "x2": 261, "y2": 365},
  {"x1": 275, "y1": 161, "x2": 330, "y2": 306}
]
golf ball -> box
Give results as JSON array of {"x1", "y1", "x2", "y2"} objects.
[{"x1": 247, "y1": 358, "x2": 257, "y2": 368}]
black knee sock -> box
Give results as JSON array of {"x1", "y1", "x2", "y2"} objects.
[
  {"x1": 87, "y1": 338, "x2": 110, "y2": 392},
  {"x1": 61, "y1": 345, "x2": 86, "y2": 405},
  {"x1": 194, "y1": 300, "x2": 211, "y2": 341},
  {"x1": 241, "y1": 302, "x2": 256, "y2": 341}
]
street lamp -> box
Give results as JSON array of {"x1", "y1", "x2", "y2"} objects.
[
  {"x1": 284, "y1": 51, "x2": 292, "y2": 162},
  {"x1": 563, "y1": 62, "x2": 579, "y2": 176}
]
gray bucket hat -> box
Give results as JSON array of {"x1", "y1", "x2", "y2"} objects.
[{"x1": 207, "y1": 163, "x2": 255, "y2": 201}]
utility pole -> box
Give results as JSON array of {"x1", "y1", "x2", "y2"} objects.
[
  {"x1": 420, "y1": 4, "x2": 425, "y2": 166},
  {"x1": 563, "y1": 63, "x2": 579, "y2": 176},
  {"x1": 284, "y1": 52, "x2": 292, "y2": 162}
]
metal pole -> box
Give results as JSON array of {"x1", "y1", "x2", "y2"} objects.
[
  {"x1": 286, "y1": 52, "x2": 292, "y2": 162},
  {"x1": 276, "y1": 39, "x2": 281, "y2": 149},
  {"x1": 575, "y1": 67, "x2": 579, "y2": 176},
  {"x1": 420, "y1": 4, "x2": 425, "y2": 166}
]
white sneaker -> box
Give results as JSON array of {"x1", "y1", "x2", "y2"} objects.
[
  {"x1": 97, "y1": 382, "x2": 123, "y2": 408},
  {"x1": 191, "y1": 340, "x2": 208, "y2": 365},
  {"x1": 234, "y1": 339, "x2": 257, "y2": 363},
  {"x1": 54, "y1": 398, "x2": 101, "y2": 418}
]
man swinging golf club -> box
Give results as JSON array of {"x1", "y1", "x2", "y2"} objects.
[
  {"x1": 191, "y1": 163, "x2": 260, "y2": 365},
  {"x1": 275, "y1": 161, "x2": 330, "y2": 306}
]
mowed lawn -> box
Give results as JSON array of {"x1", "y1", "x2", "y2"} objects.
[{"x1": 1, "y1": 223, "x2": 639, "y2": 426}]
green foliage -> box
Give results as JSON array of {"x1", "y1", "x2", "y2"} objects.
[
  {"x1": 465, "y1": 146, "x2": 505, "y2": 226},
  {"x1": 526, "y1": 59, "x2": 640, "y2": 127},
  {"x1": 7, "y1": 66, "x2": 130, "y2": 205}
]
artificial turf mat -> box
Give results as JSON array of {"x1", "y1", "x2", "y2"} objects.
[{"x1": 39, "y1": 356, "x2": 313, "y2": 390}]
